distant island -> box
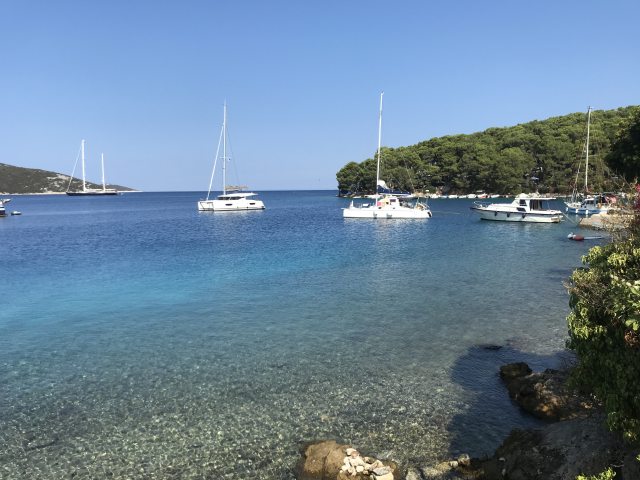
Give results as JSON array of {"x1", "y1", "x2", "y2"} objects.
[
  {"x1": 336, "y1": 105, "x2": 639, "y2": 196},
  {"x1": 0, "y1": 163, "x2": 135, "y2": 194}
]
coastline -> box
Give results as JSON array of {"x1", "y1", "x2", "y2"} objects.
[
  {"x1": 299, "y1": 359, "x2": 639, "y2": 479},
  {"x1": 2, "y1": 190, "x2": 141, "y2": 195}
]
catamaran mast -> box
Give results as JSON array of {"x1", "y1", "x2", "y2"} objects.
[
  {"x1": 376, "y1": 92, "x2": 383, "y2": 200},
  {"x1": 101, "y1": 153, "x2": 106, "y2": 191},
  {"x1": 81, "y1": 139, "x2": 87, "y2": 192},
  {"x1": 222, "y1": 102, "x2": 227, "y2": 196},
  {"x1": 585, "y1": 106, "x2": 591, "y2": 192}
]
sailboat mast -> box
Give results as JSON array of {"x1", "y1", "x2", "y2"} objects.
[
  {"x1": 376, "y1": 92, "x2": 383, "y2": 199},
  {"x1": 81, "y1": 139, "x2": 86, "y2": 192},
  {"x1": 101, "y1": 153, "x2": 106, "y2": 191},
  {"x1": 222, "y1": 102, "x2": 227, "y2": 196},
  {"x1": 585, "y1": 106, "x2": 591, "y2": 192}
]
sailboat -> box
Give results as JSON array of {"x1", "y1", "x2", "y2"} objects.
[
  {"x1": 564, "y1": 107, "x2": 613, "y2": 215},
  {"x1": 343, "y1": 93, "x2": 432, "y2": 219},
  {"x1": 197, "y1": 103, "x2": 265, "y2": 212},
  {"x1": 66, "y1": 140, "x2": 118, "y2": 196}
]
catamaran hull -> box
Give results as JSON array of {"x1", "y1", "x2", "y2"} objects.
[
  {"x1": 197, "y1": 200, "x2": 265, "y2": 211},
  {"x1": 471, "y1": 207, "x2": 561, "y2": 223},
  {"x1": 66, "y1": 191, "x2": 118, "y2": 196},
  {"x1": 343, "y1": 207, "x2": 432, "y2": 219}
]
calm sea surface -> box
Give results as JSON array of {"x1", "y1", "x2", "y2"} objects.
[{"x1": 0, "y1": 191, "x2": 598, "y2": 478}]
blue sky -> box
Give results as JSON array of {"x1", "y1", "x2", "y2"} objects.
[{"x1": 1, "y1": 0, "x2": 638, "y2": 191}]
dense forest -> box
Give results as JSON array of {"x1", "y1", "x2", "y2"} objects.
[
  {"x1": 0, "y1": 163, "x2": 132, "y2": 194},
  {"x1": 336, "y1": 106, "x2": 639, "y2": 196}
]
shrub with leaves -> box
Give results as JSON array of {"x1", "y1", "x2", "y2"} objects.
[
  {"x1": 567, "y1": 216, "x2": 640, "y2": 441},
  {"x1": 575, "y1": 467, "x2": 616, "y2": 480}
]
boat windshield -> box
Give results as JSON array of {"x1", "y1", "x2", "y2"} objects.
[{"x1": 529, "y1": 199, "x2": 547, "y2": 210}]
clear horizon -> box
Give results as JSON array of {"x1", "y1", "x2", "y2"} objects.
[{"x1": 2, "y1": 0, "x2": 638, "y2": 191}]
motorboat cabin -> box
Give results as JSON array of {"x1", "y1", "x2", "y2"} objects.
[{"x1": 470, "y1": 193, "x2": 563, "y2": 223}]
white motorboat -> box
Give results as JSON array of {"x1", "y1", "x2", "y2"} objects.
[
  {"x1": 0, "y1": 198, "x2": 10, "y2": 217},
  {"x1": 343, "y1": 93, "x2": 431, "y2": 219},
  {"x1": 565, "y1": 107, "x2": 614, "y2": 215},
  {"x1": 66, "y1": 141, "x2": 118, "y2": 196},
  {"x1": 470, "y1": 193, "x2": 563, "y2": 223},
  {"x1": 197, "y1": 103, "x2": 265, "y2": 212}
]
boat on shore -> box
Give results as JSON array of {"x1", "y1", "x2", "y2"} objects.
[
  {"x1": 343, "y1": 93, "x2": 431, "y2": 219},
  {"x1": 470, "y1": 193, "x2": 563, "y2": 223},
  {"x1": 66, "y1": 140, "x2": 118, "y2": 196}
]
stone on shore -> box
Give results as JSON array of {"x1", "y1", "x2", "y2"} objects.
[
  {"x1": 298, "y1": 440, "x2": 399, "y2": 480},
  {"x1": 480, "y1": 413, "x2": 639, "y2": 480},
  {"x1": 578, "y1": 211, "x2": 633, "y2": 230},
  {"x1": 499, "y1": 362, "x2": 593, "y2": 420}
]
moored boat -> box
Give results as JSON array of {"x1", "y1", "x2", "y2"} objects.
[
  {"x1": 564, "y1": 107, "x2": 614, "y2": 215},
  {"x1": 0, "y1": 198, "x2": 10, "y2": 217},
  {"x1": 197, "y1": 103, "x2": 265, "y2": 212},
  {"x1": 66, "y1": 141, "x2": 118, "y2": 196},
  {"x1": 343, "y1": 93, "x2": 431, "y2": 219},
  {"x1": 470, "y1": 193, "x2": 563, "y2": 223}
]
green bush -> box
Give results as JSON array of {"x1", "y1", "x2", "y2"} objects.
[
  {"x1": 576, "y1": 467, "x2": 616, "y2": 480},
  {"x1": 567, "y1": 218, "x2": 640, "y2": 441}
]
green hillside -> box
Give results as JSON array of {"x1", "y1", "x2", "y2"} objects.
[
  {"x1": 0, "y1": 163, "x2": 134, "y2": 194},
  {"x1": 336, "y1": 106, "x2": 640, "y2": 195}
]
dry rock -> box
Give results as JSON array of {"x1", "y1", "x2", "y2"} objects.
[{"x1": 500, "y1": 363, "x2": 593, "y2": 420}]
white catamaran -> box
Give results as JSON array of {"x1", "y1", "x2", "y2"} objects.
[
  {"x1": 197, "y1": 103, "x2": 265, "y2": 212},
  {"x1": 66, "y1": 140, "x2": 118, "y2": 196},
  {"x1": 343, "y1": 93, "x2": 431, "y2": 219}
]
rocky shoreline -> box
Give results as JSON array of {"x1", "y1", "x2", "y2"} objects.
[{"x1": 297, "y1": 360, "x2": 639, "y2": 480}]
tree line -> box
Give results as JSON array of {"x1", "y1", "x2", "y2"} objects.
[{"x1": 336, "y1": 106, "x2": 639, "y2": 196}]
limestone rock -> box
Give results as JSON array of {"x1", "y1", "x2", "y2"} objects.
[
  {"x1": 298, "y1": 440, "x2": 347, "y2": 479},
  {"x1": 499, "y1": 363, "x2": 593, "y2": 420},
  {"x1": 298, "y1": 441, "x2": 399, "y2": 480},
  {"x1": 374, "y1": 473, "x2": 394, "y2": 480},
  {"x1": 499, "y1": 362, "x2": 531, "y2": 380},
  {"x1": 480, "y1": 413, "x2": 632, "y2": 480},
  {"x1": 405, "y1": 467, "x2": 422, "y2": 480},
  {"x1": 456, "y1": 454, "x2": 471, "y2": 467}
]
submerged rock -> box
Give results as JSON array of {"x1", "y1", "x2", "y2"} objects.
[
  {"x1": 499, "y1": 362, "x2": 531, "y2": 380},
  {"x1": 418, "y1": 458, "x2": 481, "y2": 479}
]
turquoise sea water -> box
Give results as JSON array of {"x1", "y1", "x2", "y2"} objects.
[{"x1": 0, "y1": 192, "x2": 598, "y2": 479}]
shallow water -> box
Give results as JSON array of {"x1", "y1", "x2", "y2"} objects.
[{"x1": 0, "y1": 192, "x2": 596, "y2": 478}]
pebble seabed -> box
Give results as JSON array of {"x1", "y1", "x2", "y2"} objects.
[{"x1": 0, "y1": 332, "x2": 560, "y2": 479}]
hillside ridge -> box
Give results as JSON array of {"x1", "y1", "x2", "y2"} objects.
[{"x1": 0, "y1": 163, "x2": 134, "y2": 194}]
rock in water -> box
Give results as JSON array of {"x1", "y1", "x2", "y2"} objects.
[{"x1": 499, "y1": 362, "x2": 532, "y2": 380}]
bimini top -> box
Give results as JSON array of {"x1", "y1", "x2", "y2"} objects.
[{"x1": 514, "y1": 193, "x2": 556, "y2": 201}]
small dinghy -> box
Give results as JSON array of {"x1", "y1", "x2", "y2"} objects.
[
  {"x1": 11, "y1": 211, "x2": 21, "y2": 216},
  {"x1": 568, "y1": 232, "x2": 606, "y2": 241}
]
